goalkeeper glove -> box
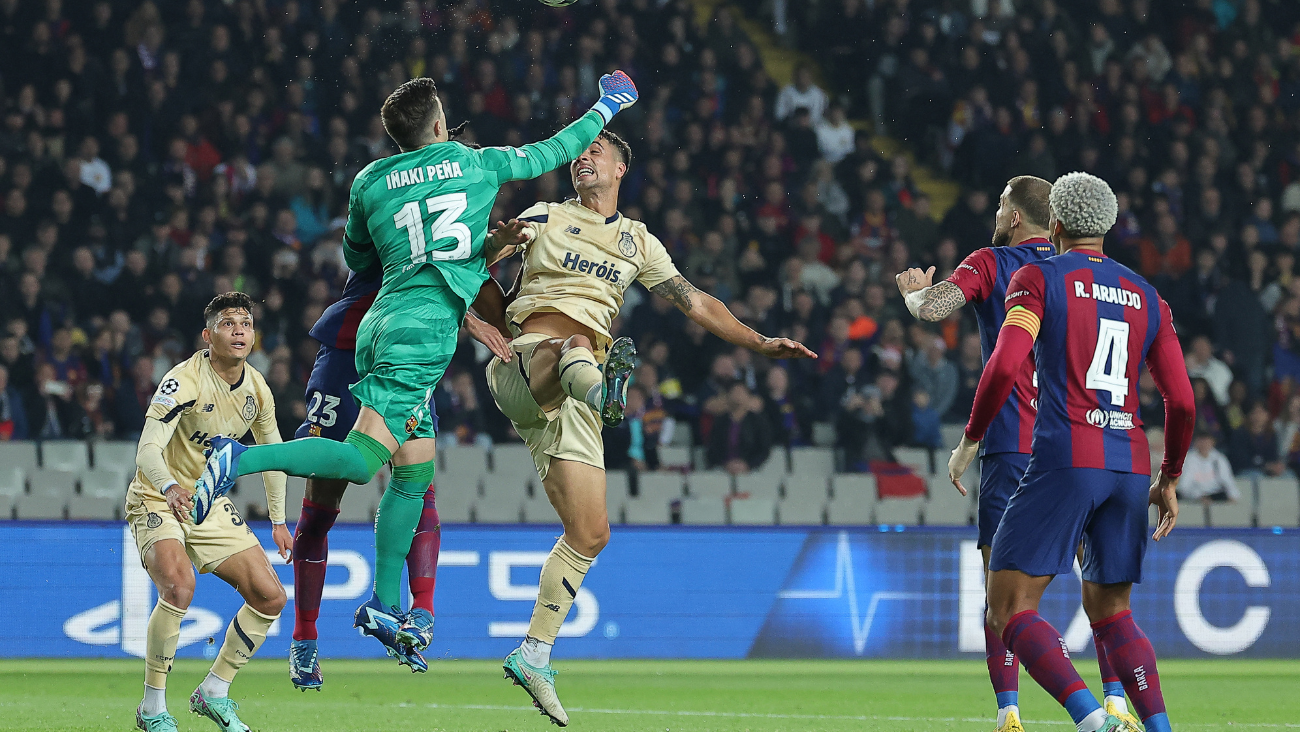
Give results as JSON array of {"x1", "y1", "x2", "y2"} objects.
[{"x1": 591, "y1": 70, "x2": 638, "y2": 124}]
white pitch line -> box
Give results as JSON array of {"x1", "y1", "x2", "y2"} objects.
[{"x1": 406, "y1": 703, "x2": 1300, "y2": 729}]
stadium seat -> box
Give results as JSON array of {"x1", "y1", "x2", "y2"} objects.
[
  {"x1": 92, "y1": 441, "x2": 138, "y2": 473},
  {"x1": 474, "y1": 494, "x2": 522, "y2": 523},
  {"x1": 692, "y1": 446, "x2": 708, "y2": 469},
  {"x1": 488, "y1": 443, "x2": 537, "y2": 495},
  {"x1": 924, "y1": 480, "x2": 973, "y2": 526},
  {"x1": 1165, "y1": 502, "x2": 1208, "y2": 528},
  {"x1": 0, "y1": 466, "x2": 24, "y2": 498},
  {"x1": 810, "y1": 421, "x2": 836, "y2": 446},
  {"x1": 1256, "y1": 478, "x2": 1300, "y2": 527},
  {"x1": 756, "y1": 450, "x2": 789, "y2": 476},
  {"x1": 875, "y1": 496, "x2": 924, "y2": 526},
  {"x1": 0, "y1": 494, "x2": 11, "y2": 519},
  {"x1": 0, "y1": 442, "x2": 38, "y2": 473},
  {"x1": 829, "y1": 473, "x2": 875, "y2": 501},
  {"x1": 729, "y1": 496, "x2": 776, "y2": 525},
  {"x1": 440, "y1": 444, "x2": 489, "y2": 497},
  {"x1": 338, "y1": 482, "x2": 378, "y2": 523},
  {"x1": 79, "y1": 468, "x2": 128, "y2": 499},
  {"x1": 431, "y1": 483, "x2": 473, "y2": 524},
  {"x1": 1206, "y1": 499, "x2": 1254, "y2": 528},
  {"x1": 279, "y1": 477, "x2": 307, "y2": 520},
  {"x1": 790, "y1": 447, "x2": 835, "y2": 478},
  {"x1": 658, "y1": 445, "x2": 691, "y2": 469},
  {"x1": 606, "y1": 470, "x2": 631, "y2": 501},
  {"x1": 827, "y1": 474, "x2": 876, "y2": 525},
  {"x1": 40, "y1": 441, "x2": 90, "y2": 471},
  {"x1": 686, "y1": 471, "x2": 733, "y2": 499},
  {"x1": 941, "y1": 425, "x2": 966, "y2": 450},
  {"x1": 15, "y1": 493, "x2": 65, "y2": 520},
  {"x1": 736, "y1": 471, "x2": 782, "y2": 501},
  {"x1": 893, "y1": 447, "x2": 934, "y2": 475},
  {"x1": 679, "y1": 497, "x2": 726, "y2": 525},
  {"x1": 68, "y1": 494, "x2": 119, "y2": 520},
  {"x1": 636, "y1": 472, "x2": 684, "y2": 502},
  {"x1": 28, "y1": 469, "x2": 78, "y2": 499},
  {"x1": 623, "y1": 496, "x2": 672, "y2": 524},
  {"x1": 522, "y1": 497, "x2": 561, "y2": 525},
  {"x1": 778, "y1": 497, "x2": 825, "y2": 525}
]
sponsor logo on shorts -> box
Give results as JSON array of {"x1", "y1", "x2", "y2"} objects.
[
  {"x1": 405, "y1": 416, "x2": 418, "y2": 434},
  {"x1": 242, "y1": 396, "x2": 257, "y2": 421},
  {"x1": 159, "y1": 378, "x2": 180, "y2": 396},
  {"x1": 618, "y1": 231, "x2": 637, "y2": 257},
  {"x1": 146, "y1": 513, "x2": 163, "y2": 529},
  {"x1": 1086, "y1": 408, "x2": 1135, "y2": 430}
]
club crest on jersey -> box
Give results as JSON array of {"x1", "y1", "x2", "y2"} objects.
[
  {"x1": 405, "y1": 416, "x2": 418, "y2": 434},
  {"x1": 242, "y1": 396, "x2": 257, "y2": 421},
  {"x1": 1086, "y1": 408, "x2": 1135, "y2": 430},
  {"x1": 618, "y1": 231, "x2": 637, "y2": 257}
]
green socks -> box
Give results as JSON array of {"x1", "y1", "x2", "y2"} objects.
[
  {"x1": 235, "y1": 432, "x2": 391, "y2": 484},
  {"x1": 373, "y1": 461, "x2": 436, "y2": 609}
]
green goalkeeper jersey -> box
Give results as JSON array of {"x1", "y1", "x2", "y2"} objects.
[{"x1": 343, "y1": 110, "x2": 607, "y2": 308}]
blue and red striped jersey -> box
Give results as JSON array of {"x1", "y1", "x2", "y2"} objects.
[
  {"x1": 946, "y1": 238, "x2": 1056, "y2": 455},
  {"x1": 308, "y1": 272, "x2": 381, "y2": 351},
  {"x1": 1004, "y1": 250, "x2": 1176, "y2": 474}
]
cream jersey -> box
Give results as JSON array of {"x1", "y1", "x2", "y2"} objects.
[
  {"x1": 507, "y1": 199, "x2": 681, "y2": 355},
  {"x1": 127, "y1": 350, "x2": 286, "y2": 522}
]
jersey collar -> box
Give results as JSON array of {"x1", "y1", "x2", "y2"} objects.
[{"x1": 1016, "y1": 236, "x2": 1053, "y2": 249}]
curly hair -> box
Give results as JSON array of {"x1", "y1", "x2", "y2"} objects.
[{"x1": 1049, "y1": 172, "x2": 1118, "y2": 238}]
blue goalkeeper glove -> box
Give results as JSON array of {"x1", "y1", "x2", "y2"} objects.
[{"x1": 591, "y1": 70, "x2": 638, "y2": 124}]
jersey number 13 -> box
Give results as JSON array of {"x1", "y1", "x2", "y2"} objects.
[{"x1": 394, "y1": 192, "x2": 472, "y2": 264}]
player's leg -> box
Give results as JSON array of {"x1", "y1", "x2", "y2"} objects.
[
  {"x1": 1082, "y1": 472, "x2": 1170, "y2": 732},
  {"x1": 1080, "y1": 542, "x2": 1136, "y2": 725},
  {"x1": 977, "y1": 454, "x2": 1023, "y2": 731},
  {"x1": 288, "y1": 478, "x2": 346, "y2": 690},
  {"x1": 986, "y1": 468, "x2": 1124, "y2": 732},
  {"x1": 521, "y1": 333, "x2": 638, "y2": 427},
  {"x1": 400, "y1": 487, "x2": 441, "y2": 648},
  {"x1": 137, "y1": 537, "x2": 195, "y2": 731}
]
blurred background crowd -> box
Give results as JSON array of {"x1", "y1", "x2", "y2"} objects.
[{"x1": 1, "y1": 0, "x2": 1298, "y2": 495}]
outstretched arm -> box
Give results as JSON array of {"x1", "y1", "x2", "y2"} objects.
[
  {"x1": 896, "y1": 267, "x2": 969, "y2": 321},
  {"x1": 649, "y1": 275, "x2": 817, "y2": 359}
]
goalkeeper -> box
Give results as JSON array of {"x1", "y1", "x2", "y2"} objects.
[{"x1": 191, "y1": 71, "x2": 640, "y2": 658}]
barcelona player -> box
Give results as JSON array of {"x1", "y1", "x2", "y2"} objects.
[
  {"x1": 949, "y1": 172, "x2": 1194, "y2": 732},
  {"x1": 898, "y1": 176, "x2": 1141, "y2": 730}
]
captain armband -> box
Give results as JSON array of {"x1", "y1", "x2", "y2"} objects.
[{"x1": 1002, "y1": 305, "x2": 1041, "y2": 339}]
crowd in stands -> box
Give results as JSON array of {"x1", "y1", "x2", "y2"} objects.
[{"x1": 1, "y1": 0, "x2": 1299, "y2": 488}]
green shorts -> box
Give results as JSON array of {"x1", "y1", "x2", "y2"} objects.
[{"x1": 350, "y1": 288, "x2": 464, "y2": 447}]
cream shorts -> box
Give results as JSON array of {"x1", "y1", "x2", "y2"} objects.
[
  {"x1": 126, "y1": 495, "x2": 260, "y2": 574},
  {"x1": 487, "y1": 333, "x2": 604, "y2": 481}
]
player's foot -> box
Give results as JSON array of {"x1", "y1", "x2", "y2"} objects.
[
  {"x1": 994, "y1": 707, "x2": 1024, "y2": 732},
  {"x1": 393, "y1": 643, "x2": 429, "y2": 673},
  {"x1": 599, "y1": 337, "x2": 636, "y2": 427},
  {"x1": 289, "y1": 638, "x2": 323, "y2": 691},
  {"x1": 189, "y1": 688, "x2": 249, "y2": 732},
  {"x1": 1105, "y1": 698, "x2": 1143, "y2": 730},
  {"x1": 136, "y1": 704, "x2": 179, "y2": 732},
  {"x1": 192, "y1": 436, "x2": 245, "y2": 524},
  {"x1": 1098, "y1": 714, "x2": 1142, "y2": 732},
  {"x1": 396, "y1": 607, "x2": 434, "y2": 650},
  {"x1": 354, "y1": 593, "x2": 419, "y2": 667},
  {"x1": 503, "y1": 647, "x2": 568, "y2": 727}
]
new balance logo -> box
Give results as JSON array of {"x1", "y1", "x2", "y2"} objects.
[
  {"x1": 1134, "y1": 665, "x2": 1148, "y2": 691},
  {"x1": 565, "y1": 225, "x2": 582, "y2": 235},
  {"x1": 543, "y1": 603, "x2": 561, "y2": 612}
]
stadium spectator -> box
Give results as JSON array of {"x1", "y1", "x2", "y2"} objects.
[
  {"x1": 1228, "y1": 403, "x2": 1285, "y2": 478},
  {"x1": 705, "y1": 382, "x2": 772, "y2": 474},
  {"x1": 1180, "y1": 432, "x2": 1241, "y2": 503},
  {"x1": 0, "y1": 364, "x2": 29, "y2": 440}
]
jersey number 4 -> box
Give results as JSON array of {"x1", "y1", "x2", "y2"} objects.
[
  {"x1": 1086, "y1": 318, "x2": 1130, "y2": 407},
  {"x1": 394, "y1": 192, "x2": 472, "y2": 264}
]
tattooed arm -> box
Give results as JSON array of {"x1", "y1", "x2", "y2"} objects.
[
  {"x1": 895, "y1": 266, "x2": 969, "y2": 322},
  {"x1": 649, "y1": 275, "x2": 816, "y2": 359}
]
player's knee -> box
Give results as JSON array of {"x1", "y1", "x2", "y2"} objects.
[
  {"x1": 156, "y1": 571, "x2": 195, "y2": 608},
  {"x1": 304, "y1": 478, "x2": 347, "y2": 508},
  {"x1": 561, "y1": 334, "x2": 594, "y2": 354},
  {"x1": 247, "y1": 580, "x2": 288, "y2": 616},
  {"x1": 1081, "y1": 583, "x2": 1131, "y2": 622},
  {"x1": 568, "y1": 519, "x2": 610, "y2": 557}
]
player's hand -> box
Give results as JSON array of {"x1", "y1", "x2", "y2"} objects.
[
  {"x1": 164, "y1": 484, "x2": 195, "y2": 524},
  {"x1": 757, "y1": 337, "x2": 817, "y2": 360},
  {"x1": 895, "y1": 266, "x2": 935, "y2": 296},
  {"x1": 1149, "y1": 469, "x2": 1179, "y2": 541},
  {"x1": 592, "y1": 70, "x2": 638, "y2": 122},
  {"x1": 948, "y1": 435, "x2": 980, "y2": 496},
  {"x1": 489, "y1": 219, "x2": 532, "y2": 250},
  {"x1": 466, "y1": 311, "x2": 513, "y2": 362},
  {"x1": 272, "y1": 523, "x2": 293, "y2": 563}
]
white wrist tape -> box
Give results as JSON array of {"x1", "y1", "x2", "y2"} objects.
[{"x1": 905, "y1": 288, "x2": 929, "y2": 318}]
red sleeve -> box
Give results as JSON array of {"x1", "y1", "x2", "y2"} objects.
[
  {"x1": 964, "y1": 265, "x2": 1046, "y2": 441},
  {"x1": 1146, "y1": 299, "x2": 1194, "y2": 477},
  {"x1": 946, "y1": 248, "x2": 998, "y2": 303}
]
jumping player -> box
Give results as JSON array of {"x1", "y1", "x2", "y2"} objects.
[
  {"x1": 287, "y1": 268, "x2": 511, "y2": 687},
  {"x1": 948, "y1": 172, "x2": 1194, "y2": 732},
  {"x1": 478, "y1": 130, "x2": 816, "y2": 726},
  {"x1": 127, "y1": 292, "x2": 291, "y2": 732},
  {"x1": 195, "y1": 71, "x2": 640, "y2": 660},
  {"x1": 897, "y1": 176, "x2": 1141, "y2": 730}
]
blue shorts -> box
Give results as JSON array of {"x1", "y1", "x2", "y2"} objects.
[
  {"x1": 977, "y1": 452, "x2": 1031, "y2": 549},
  {"x1": 295, "y1": 344, "x2": 439, "y2": 441},
  {"x1": 989, "y1": 467, "x2": 1149, "y2": 585}
]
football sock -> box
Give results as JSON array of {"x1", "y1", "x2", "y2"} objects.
[
  {"x1": 292, "y1": 499, "x2": 339, "y2": 641},
  {"x1": 210, "y1": 604, "x2": 278, "y2": 686},
  {"x1": 236, "y1": 432, "x2": 390, "y2": 484},
  {"x1": 144, "y1": 599, "x2": 186, "y2": 689},
  {"x1": 1095, "y1": 632, "x2": 1129, "y2": 710},
  {"x1": 408, "y1": 487, "x2": 440, "y2": 613},
  {"x1": 374, "y1": 462, "x2": 435, "y2": 608},
  {"x1": 1001, "y1": 610, "x2": 1102, "y2": 729},
  {"x1": 141, "y1": 684, "x2": 167, "y2": 716},
  {"x1": 1092, "y1": 610, "x2": 1171, "y2": 732},
  {"x1": 558, "y1": 347, "x2": 603, "y2": 410},
  {"x1": 199, "y1": 671, "x2": 231, "y2": 699},
  {"x1": 526, "y1": 537, "x2": 595, "y2": 645},
  {"x1": 521, "y1": 636, "x2": 554, "y2": 667},
  {"x1": 985, "y1": 620, "x2": 1019, "y2": 711}
]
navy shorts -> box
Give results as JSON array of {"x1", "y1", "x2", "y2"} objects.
[
  {"x1": 989, "y1": 467, "x2": 1150, "y2": 585},
  {"x1": 295, "y1": 344, "x2": 439, "y2": 441},
  {"x1": 977, "y1": 452, "x2": 1031, "y2": 549}
]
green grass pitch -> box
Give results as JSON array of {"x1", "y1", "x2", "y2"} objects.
[{"x1": 1, "y1": 658, "x2": 1296, "y2": 731}]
